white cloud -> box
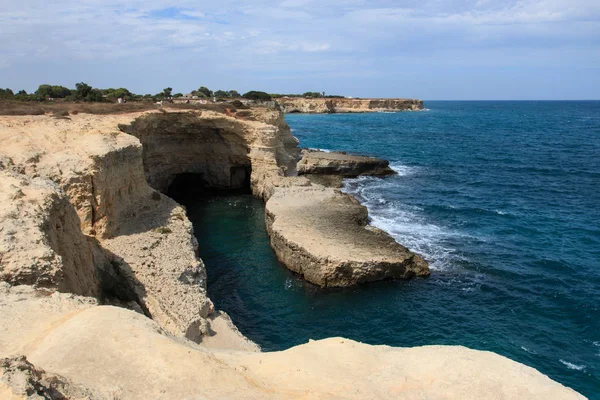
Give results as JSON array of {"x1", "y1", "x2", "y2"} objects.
[{"x1": 0, "y1": 0, "x2": 598, "y2": 97}]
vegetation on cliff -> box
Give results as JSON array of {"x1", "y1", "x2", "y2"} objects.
[{"x1": 0, "y1": 82, "x2": 349, "y2": 105}]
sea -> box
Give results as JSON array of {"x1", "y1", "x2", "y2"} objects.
[{"x1": 184, "y1": 101, "x2": 600, "y2": 398}]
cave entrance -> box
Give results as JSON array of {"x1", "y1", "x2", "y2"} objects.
[
  {"x1": 230, "y1": 166, "x2": 251, "y2": 190},
  {"x1": 166, "y1": 166, "x2": 252, "y2": 204},
  {"x1": 167, "y1": 173, "x2": 208, "y2": 203}
]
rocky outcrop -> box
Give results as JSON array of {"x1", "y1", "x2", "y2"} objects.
[
  {"x1": 0, "y1": 170, "x2": 102, "y2": 297},
  {"x1": 298, "y1": 149, "x2": 396, "y2": 177},
  {"x1": 277, "y1": 98, "x2": 424, "y2": 113},
  {"x1": 266, "y1": 186, "x2": 429, "y2": 287},
  {"x1": 0, "y1": 113, "x2": 255, "y2": 348},
  {"x1": 118, "y1": 109, "x2": 301, "y2": 200},
  {"x1": 0, "y1": 109, "x2": 586, "y2": 399},
  {"x1": 0, "y1": 289, "x2": 585, "y2": 399}
]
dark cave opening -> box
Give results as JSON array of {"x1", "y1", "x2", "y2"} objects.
[{"x1": 166, "y1": 166, "x2": 252, "y2": 204}]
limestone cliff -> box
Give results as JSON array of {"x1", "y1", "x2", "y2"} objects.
[
  {"x1": 0, "y1": 113, "x2": 255, "y2": 348},
  {"x1": 0, "y1": 109, "x2": 586, "y2": 399},
  {"x1": 277, "y1": 98, "x2": 424, "y2": 113},
  {"x1": 118, "y1": 108, "x2": 301, "y2": 201}
]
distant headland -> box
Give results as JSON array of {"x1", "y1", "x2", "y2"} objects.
[{"x1": 0, "y1": 83, "x2": 423, "y2": 114}]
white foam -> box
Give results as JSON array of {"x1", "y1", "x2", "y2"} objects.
[
  {"x1": 559, "y1": 360, "x2": 586, "y2": 371},
  {"x1": 521, "y1": 346, "x2": 538, "y2": 355},
  {"x1": 308, "y1": 147, "x2": 332, "y2": 153},
  {"x1": 389, "y1": 162, "x2": 419, "y2": 176},
  {"x1": 342, "y1": 169, "x2": 467, "y2": 271}
]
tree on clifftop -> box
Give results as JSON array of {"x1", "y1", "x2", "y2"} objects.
[
  {"x1": 75, "y1": 82, "x2": 92, "y2": 99},
  {"x1": 105, "y1": 88, "x2": 133, "y2": 99},
  {"x1": 0, "y1": 88, "x2": 14, "y2": 99},
  {"x1": 74, "y1": 82, "x2": 104, "y2": 102},
  {"x1": 242, "y1": 91, "x2": 272, "y2": 101},
  {"x1": 302, "y1": 91, "x2": 323, "y2": 98},
  {"x1": 194, "y1": 86, "x2": 213, "y2": 98},
  {"x1": 214, "y1": 89, "x2": 242, "y2": 98},
  {"x1": 35, "y1": 84, "x2": 71, "y2": 99}
]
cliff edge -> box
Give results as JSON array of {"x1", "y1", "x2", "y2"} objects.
[
  {"x1": 0, "y1": 108, "x2": 585, "y2": 399},
  {"x1": 0, "y1": 287, "x2": 585, "y2": 399},
  {"x1": 277, "y1": 97, "x2": 424, "y2": 113}
]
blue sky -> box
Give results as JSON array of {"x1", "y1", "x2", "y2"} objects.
[{"x1": 1, "y1": 0, "x2": 599, "y2": 99}]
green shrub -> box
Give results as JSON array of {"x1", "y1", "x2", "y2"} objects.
[
  {"x1": 242, "y1": 91, "x2": 272, "y2": 101},
  {"x1": 194, "y1": 86, "x2": 213, "y2": 97},
  {"x1": 0, "y1": 88, "x2": 14, "y2": 99}
]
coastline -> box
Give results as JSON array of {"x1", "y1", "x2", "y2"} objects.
[
  {"x1": 0, "y1": 106, "x2": 586, "y2": 399},
  {"x1": 277, "y1": 97, "x2": 424, "y2": 113}
]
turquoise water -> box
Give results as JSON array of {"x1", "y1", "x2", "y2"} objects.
[{"x1": 186, "y1": 101, "x2": 600, "y2": 398}]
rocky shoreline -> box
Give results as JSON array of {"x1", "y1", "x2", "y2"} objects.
[
  {"x1": 0, "y1": 106, "x2": 585, "y2": 399},
  {"x1": 277, "y1": 97, "x2": 424, "y2": 113}
]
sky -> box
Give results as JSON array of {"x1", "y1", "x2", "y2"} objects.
[{"x1": 1, "y1": 0, "x2": 599, "y2": 100}]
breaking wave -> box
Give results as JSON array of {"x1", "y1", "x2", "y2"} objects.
[
  {"x1": 560, "y1": 360, "x2": 586, "y2": 371},
  {"x1": 342, "y1": 166, "x2": 466, "y2": 271}
]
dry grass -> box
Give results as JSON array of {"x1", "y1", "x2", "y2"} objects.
[
  {"x1": 0, "y1": 100, "x2": 155, "y2": 116},
  {"x1": 0, "y1": 100, "x2": 242, "y2": 116}
]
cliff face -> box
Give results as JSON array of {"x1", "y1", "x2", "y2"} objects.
[
  {"x1": 0, "y1": 109, "x2": 585, "y2": 399},
  {"x1": 277, "y1": 98, "x2": 424, "y2": 113},
  {"x1": 0, "y1": 113, "x2": 255, "y2": 348},
  {"x1": 119, "y1": 109, "x2": 301, "y2": 200}
]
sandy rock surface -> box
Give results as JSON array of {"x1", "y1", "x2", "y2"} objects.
[
  {"x1": 266, "y1": 185, "x2": 429, "y2": 287},
  {"x1": 0, "y1": 292, "x2": 584, "y2": 400}
]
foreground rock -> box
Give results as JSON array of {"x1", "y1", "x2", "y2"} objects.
[
  {"x1": 0, "y1": 289, "x2": 584, "y2": 400},
  {"x1": 298, "y1": 149, "x2": 396, "y2": 177},
  {"x1": 266, "y1": 186, "x2": 429, "y2": 287},
  {"x1": 277, "y1": 97, "x2": 424, "y2": 113}
]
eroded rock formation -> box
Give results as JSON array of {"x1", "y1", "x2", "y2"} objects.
[
  {"x1": 0, "y1": 113, "x2": 254, "y2": 348},
  {"x1": 266, "y1": 186, "x2": 429, "y2": 287},
  {"x1": 118, "y1": 109, "x2": 301, "y2": 200},
  {"x1": 0, "y1": 108, "x2": 585, "y2": 399},
  {"x1": 298, "y1": 149, "x2": 396, "y2": 177},
  {"x1": 277, "y1": 98, "x2": 424, "y2": 113}
]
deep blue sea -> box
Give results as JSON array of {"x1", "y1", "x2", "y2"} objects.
[{"x1": 186, "y1": 101, "x2": 600, "y2": 398}]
